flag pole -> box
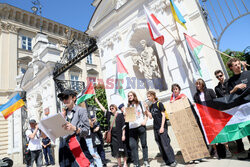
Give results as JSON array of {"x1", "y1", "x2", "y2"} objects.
[
  {"x1": 201, "y1": 43, "x2": 250, "y2": 66},
  {"x1": 159, "y1": 22, "x2": 178, "y2": 41}
]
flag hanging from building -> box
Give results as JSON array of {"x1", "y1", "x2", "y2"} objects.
[
  {"x1": 170, "y1": 0, "x2": 187, "y2": 29},
  {"x1": 0, "y1": 93, "x2": 25, "y2": 119},
  {"x1": 143, "y1": 5, "x2": 164, "y2": 45},
  {"x1": 195, "y1": 88, "x2": 250, "y2": 144},
  {"x1": 116, "y1": 55, "x2": 128, "y2": 99},
  {"x1": 184, "y1": 33, "x2": 203, "y2": 76},
  {"x1": 77, "y1": 82, "x2": 95, "y2": 105}
]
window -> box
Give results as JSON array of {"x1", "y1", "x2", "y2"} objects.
[
  {"x1": 71, "y1": 75, "x2": 79, "y2": 91},
  {"x1": 86, "y1": 54, "x2": 92, "y2": 64},
  {"x1": 21, "y1": 36, "x2": 32, "y2": 51}
]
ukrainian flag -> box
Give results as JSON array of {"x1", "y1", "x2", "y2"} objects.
[
  {"x1": 170, "y1": 0, "x2": 187, "y2": 29},
  {"x1": 0, "y1": 94, "x2": 25, "y2": 119}
]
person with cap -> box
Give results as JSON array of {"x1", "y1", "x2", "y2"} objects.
[
  {"x1": 57, "y1": 89, "x2": 93, "y2": 167},
  {"x1": 25, "y1": 119, "x2": 42, "y2": 167}
]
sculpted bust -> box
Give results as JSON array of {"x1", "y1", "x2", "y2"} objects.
[{"x1": 133, "y1": 40, "x2": 161, "y2": 79}]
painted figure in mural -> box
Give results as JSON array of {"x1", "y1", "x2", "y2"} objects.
[{"x1": 135, "y1": 40, "x2": 161, "y2": 79}]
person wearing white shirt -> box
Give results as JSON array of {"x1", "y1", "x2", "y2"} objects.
[
  {"x1": 127, "y1": 91, "x2": 150, "y2": 167},
  {"x1": 25, "y1": 119, "x2": 42, "y2": 167}
]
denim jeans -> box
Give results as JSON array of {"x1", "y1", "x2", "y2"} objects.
[
  {"x1": 30, "y1": 150, "x2": 43, "y2": 167},
  {"x1": 42, "y1": 146, "x2": 55, "y2": 165},
  {"x1": 129, "y1": 126, "x2": 148, "y2": 166},
  {"x1": 86, "y1": 138, "x2": 103, "y2": 167}
]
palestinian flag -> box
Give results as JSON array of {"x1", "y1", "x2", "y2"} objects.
[
  {"x1": 116, "y1": 55, "x2": 128, "y2": 99},
  {"x1": 184, "y1": 33, "x2": 203, "y2": 76},
  {"x1": 76, "y1": 82, "x2": 95, "y2": 105},
  {"x1": 196, "y1": 88, "x2": 250, "y2": 144}
]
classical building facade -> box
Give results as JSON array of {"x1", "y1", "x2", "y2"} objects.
[
  {"x1": 87, "y1": 0, "x2": 226, "y2": 105},
  {"x1": 0, "y1": 3, "x2": 102, "y2": 163}
]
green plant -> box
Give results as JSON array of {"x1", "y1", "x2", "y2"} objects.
[
  {"x1": 86, "y1": 83, "x2": 109, "y2": 131},
  {"x1": 221, "y1": 49, "x2": 245, "y2": 78}
]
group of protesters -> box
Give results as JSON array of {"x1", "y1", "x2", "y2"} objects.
[{"x1": 25, "y1": 57, "x2": 250, "y2": 167}]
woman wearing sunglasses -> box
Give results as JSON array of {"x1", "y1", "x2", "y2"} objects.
[{"x1": 95, "y1": 98, "x2": 128, "y2": 167}]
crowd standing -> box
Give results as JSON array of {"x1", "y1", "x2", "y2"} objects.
[{"x1": 24, "y1": 58, "x2": 250, "y2": 167}]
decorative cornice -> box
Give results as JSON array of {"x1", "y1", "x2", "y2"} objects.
[
  {"x1": 0, "y1": 21, "x2": 19, "y2": 33},
  {"x1": 100, "y1": 31, "x2": 122, "y2": 49},
  {"x1": 152, "y1": 0, "x2": 169, "y2": 13}
]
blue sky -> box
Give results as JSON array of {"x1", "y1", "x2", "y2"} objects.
[{"x1": 1, "y1": 0, "x2": 249, "y2": 52}]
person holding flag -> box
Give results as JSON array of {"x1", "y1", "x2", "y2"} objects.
[
  {"x1": 226, "y1": 58, "x2": 250, "y2": 159},
  {"x1": 57, "y1": 89, "x2": 93, "y2": 167}
]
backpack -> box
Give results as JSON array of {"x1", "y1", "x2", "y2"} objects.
[{"x1": 156, "y1": 101, "x2": 169, "y2": 120}]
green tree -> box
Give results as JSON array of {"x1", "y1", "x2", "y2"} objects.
[
  {"x1": 86, "y1": 83, "x2": 109, "y2": 131},
  {"x1": 221, "y1": 49, "x2": 245, "y2": 77}
]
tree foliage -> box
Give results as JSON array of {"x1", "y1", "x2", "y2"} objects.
[
  {"x1": 221, "y1": 49, "x2": 246, "y2": 78},
  {"x1": 86, "y1": 83, "x2": 109, "y2": 131}
]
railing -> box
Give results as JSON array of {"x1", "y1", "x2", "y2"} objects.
[{"x1": 54, "y1": 79, "x2": 85, "y2": 93}]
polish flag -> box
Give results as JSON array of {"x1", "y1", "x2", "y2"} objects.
[{"x1": 143, "y1": 6, "x2": 164, "y2": 45}]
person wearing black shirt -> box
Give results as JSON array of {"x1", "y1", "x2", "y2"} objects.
[
  {"x1": 214, "y1": 70, "x2": 229, "y2": 98},
  {"x1": 226, "y1": 58, "x2": 250, "y2": 159},
  {"x1": 226, "y1": 58, "x2": 249, "y2": 94},
  {"x1": 95, "y1": 98, "x2": 128, "y2": 167},
  {"x1": 41, "y1": 132, "x2": 55, "y2": 166},
  {"x1": 145, "y1": 91, "x2": 177, "y2": 167},
  {"x1": 214, "y1": 70, "x2": 233, "y2": 158}
]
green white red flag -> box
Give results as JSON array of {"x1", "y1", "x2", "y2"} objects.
[
  {"x1": 77, "y1": 82, "x2": 95, "y2": 105},
  {"x1": 196, "y1": 88, "x2": 250, "y2": 144},
  {"x1": 184, "y1": 33, "x2": 203, "y2": 76},
  {"x1": 116, "y1": 55, "x2": 128, "y2": 99}
]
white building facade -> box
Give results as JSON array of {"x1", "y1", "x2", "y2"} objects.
[
  {"x1": 0, "y1": 3, "x2": 102, "y2": 164},
  {"x1": 87, "y1": 0, "x2": 226, "y2": 106}
]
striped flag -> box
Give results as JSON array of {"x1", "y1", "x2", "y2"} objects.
[
  {"x1": 76, "y1": 82, "x2": 95, "y2": 105},
  {"x1": 170, "y1": 0, "x2": 187, "y2": 29},
  {"x1": 0, "y1": 93, "x2": 25, "y2": 119},
  {"x1": 184, "y1": 33, "x2": 203, "y2": 76},
  {"x1": 115, "y1": 55, "x2": 128, "y2": 99},
  {"x1": 196, "y1": 88, "x2": 250, "y2": 144},
  {"x1": 143, "y1": 5, "x2": 164, "y2": 45}
]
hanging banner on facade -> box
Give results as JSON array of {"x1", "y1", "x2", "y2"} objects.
[{"x1": 165, "y1": 97, "x2": 209, "y2": 162}]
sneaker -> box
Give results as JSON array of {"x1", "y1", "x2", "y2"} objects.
[
  {"x1": 169, "y1": 161, "x2": 177, "y2": 167},
  {"x1": 194, "y1": 160, "x2": 200, "y2": 164},
  {"x1": 144, "y1": 161, "x2": 150, "y2": 167},
  {"x1": 156, "y1": 152, "x2": 162, "y2": 157},
  {"x1": 188, "y1": 161, "x2": 194, "y2": 164},
  {"x1": 160, "y1": 162, "x2": 167, "y2": 166},
  {"x1": 213, "y1": 151, "x2": 218, "y2": 159}
]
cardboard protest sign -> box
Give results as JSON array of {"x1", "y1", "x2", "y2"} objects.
[
  {"x1": 165, "y1": 97, "x2": 209, "y2": 162},
  {"x1": 125, "y1": 107, "x2": 136, "y2": 122}
]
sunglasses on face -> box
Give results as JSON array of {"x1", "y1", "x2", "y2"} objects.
[{"x1": 216, "y1": 75, "x2": 223, "y2": 79}]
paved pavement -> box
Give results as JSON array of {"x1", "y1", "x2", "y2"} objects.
[
  {"x1": 15, "y1": 126, "x2": 250, "y2": 167},
  {"x1": 104, "y1": 127, "x2": 250, "y2": 167}
]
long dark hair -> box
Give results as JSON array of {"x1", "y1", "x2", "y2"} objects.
[
  {"x1": 195, "y1": 78, "x2": 207, "y2": 93},
  {"x1": 127, "y1": 91, "x2": 139, "y2": 106}
]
